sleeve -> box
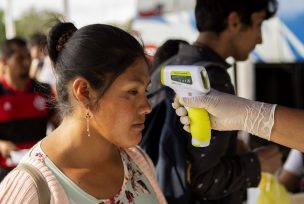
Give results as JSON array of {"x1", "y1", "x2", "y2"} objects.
[
  {"x1": 283, "y1": 149, "x2": 304, "y2": 176},
  {"x1": 0, "y1": 169, "x2": 39, "y2": 203}
]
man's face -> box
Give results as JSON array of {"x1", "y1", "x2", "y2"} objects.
[
  {"x1": 5, "y1": 45, "x2": 31, "y2": 81},
  {"x1": 231, "y1": 10, "x2": 266, "y2": 61},
  {"x1": 30, "y1": 46, "x2": 39, "y2": 59},
  {"x1": 30, "y1": 45, "x2": 45, "y2": 60}
]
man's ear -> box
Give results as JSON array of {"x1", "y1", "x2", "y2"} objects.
[
  {"x1": 0, "y1": 56, "x2": 8, "y2": 66},
  {"x1": 72, "y1": 77, "x2": 92, "y2": 107},
  {"x1": 227, "y1": 12, "x2": 242, "y2": 33},
  {"x1": 0, "y1": 57, "x2": 9, "y2": 73}
]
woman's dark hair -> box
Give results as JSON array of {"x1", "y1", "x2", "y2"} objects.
[
  {"x1": 195, "y1": 0, "x2": 278, "y2": 33},
  {"x1": 47, "y1": 22, "x2": 147, "y2": 116}
]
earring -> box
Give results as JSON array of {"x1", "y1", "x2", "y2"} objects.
[{"x1": 85, "y1": 112, "x2": 91, "y2": 137}]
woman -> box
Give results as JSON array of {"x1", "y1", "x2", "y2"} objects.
[{"x1": 0, "y1": 22, "x2": 166, "y2": 204}]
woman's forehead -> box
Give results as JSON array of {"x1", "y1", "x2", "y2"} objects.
[{"x1": 118, "y1": 59, "x2": 150, "y2": 83}]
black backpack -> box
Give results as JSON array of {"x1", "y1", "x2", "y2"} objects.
[{"x1": 141, "y1": 57, "x2": 223, "y2": 204}]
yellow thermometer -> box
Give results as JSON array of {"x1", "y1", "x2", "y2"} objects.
[{"x1": 161, "y1": 65, "x2": 211, "y2": 147}]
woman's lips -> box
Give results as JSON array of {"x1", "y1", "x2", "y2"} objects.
[{"x1": 133, "y1": 123, "x2": 145, "y2": 130}]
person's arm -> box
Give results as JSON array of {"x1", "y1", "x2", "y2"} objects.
[
  {"x1": 271, "y1": 106, "x2": 304, "y2": 151},
  {"x1": 173, "y1": 89, "x2": 304, "y2": 152},
  {"x1": 279, "y1": 149, "x2": 303, "y2": 192},
  {"x1": 0, "y1": 140, "x2": 16, "y2": 158},
  {"x1": 29, "y1": 58, "x2": 41, "y2": 79},
  {"x1": 0, "y1": 169, "x2": 39, "y2": 203},
  {"x1": 279, "y1": 170, "x2": 301, "y2": 193}
]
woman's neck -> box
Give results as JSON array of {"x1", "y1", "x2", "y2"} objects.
[
  {"x1": 4, "y1": 74, "x2": 29, "y2": 91},
  {"x1": 42, "y1": 117, "x2": 120, "y2": 169},
  {"x1": 42, "y1": 116, "x2": 125, "y2": 199}
]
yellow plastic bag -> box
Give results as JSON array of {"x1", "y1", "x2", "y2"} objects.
[{"x1": 257, "y1": 172, "x2": 290, "y2": 204}]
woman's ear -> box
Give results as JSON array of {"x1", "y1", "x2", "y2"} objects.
[
  {"x1": 227, "y1": 12, "x2": 241, "y2": 32},
  {"x1": 72, "y1": 77, "x2": 92, "y2": 107}
]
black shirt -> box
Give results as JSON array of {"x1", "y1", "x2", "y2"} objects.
[{"x1": 168, "y1": 43, "x2": 261, "y2": 204}]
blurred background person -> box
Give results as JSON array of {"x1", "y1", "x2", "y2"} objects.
[
  {"x1": 29, "y1": 32, "x2": 56, "y2": 91},
  {"x1": 0, "y1": 37, "x2": 58, "y2": 181},
  {"x1": 0, "y1": 61, "x2": 4, "y2": 79},
  {"x1": 150, "y1": 39, "x2": 189, "y2": 74}
]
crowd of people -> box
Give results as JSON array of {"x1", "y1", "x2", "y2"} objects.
[{"x1": 0, "y1": 0, "x2": 303, "y2": 203}]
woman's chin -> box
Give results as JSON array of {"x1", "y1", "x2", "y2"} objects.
[
  {"x1": 123, "y1": 133, "x2": 142, "y2": 148},
  {"x1": 135, "y1": 133, "x2": 143, "y2": 144},
  {"x1": 130, "y1": 132, "x2": 142, "y2": 147}
]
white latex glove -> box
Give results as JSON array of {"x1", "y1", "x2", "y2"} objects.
[{"x1": 172, "y1": 89, "x2": 277, "y2": 140}]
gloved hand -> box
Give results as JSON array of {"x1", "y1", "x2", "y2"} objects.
[{"x1": 172, "y1": 89, "x2": 277, "y2": 140}]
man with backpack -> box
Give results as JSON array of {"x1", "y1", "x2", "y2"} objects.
[{"x1": 142, "y1": 0, "x2": 282, "y2": 203}]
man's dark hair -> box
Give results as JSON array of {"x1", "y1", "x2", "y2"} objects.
[
  {"x1": 1, "y1": 37, "x2": 27, "y2": 58},
  {"x1": 195, "y1": 0, "x2": 278, "y2": 33},
  {"x1": 29, "y1": 33, "x2": 47, "y2": 48}
]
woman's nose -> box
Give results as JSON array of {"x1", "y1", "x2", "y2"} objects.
[{"x1": 142, "y1": 97, "x2": 152, "y2": 115}]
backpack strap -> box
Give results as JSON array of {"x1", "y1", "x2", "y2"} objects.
[{"x1": 16, "y1": 163, "x2": 50, "y2": 204}]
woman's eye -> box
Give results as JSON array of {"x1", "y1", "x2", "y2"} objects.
[{"x1": 128, "y1": 90, "x2": 138, "y2": 95}]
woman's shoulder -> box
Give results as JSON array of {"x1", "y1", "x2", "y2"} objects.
[
  {"x1": 125, "y1": 146, "x2": 151, "y2": 164},
  {"x1": 0, "y1": 153, "x2": 69, "y2": 203},
  {"x1": 0, "y1": 159, "x2": 41, "y2": 203},
  {"x1": 124, "y1": 146, "x2": 155, "y2": 174},
  {"x1": 124, "y1": 146, "x2": 167, "y2": 204}
]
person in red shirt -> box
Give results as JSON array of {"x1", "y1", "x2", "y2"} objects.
[{"x1": 0, "y1": 37, "x2": 58, "y2": 180}]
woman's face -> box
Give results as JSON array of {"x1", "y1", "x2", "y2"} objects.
[{"x1": 91, "y1": 58, "x2": 152, "y2": 148}]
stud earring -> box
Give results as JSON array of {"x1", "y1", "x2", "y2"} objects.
[{"x1": 85, "y1": 112, "x2": 91, "y2": 137}]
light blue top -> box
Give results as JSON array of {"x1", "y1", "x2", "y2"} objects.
[{"x1": 30, "y1": 142, "x2": 158, "y2": 204}]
